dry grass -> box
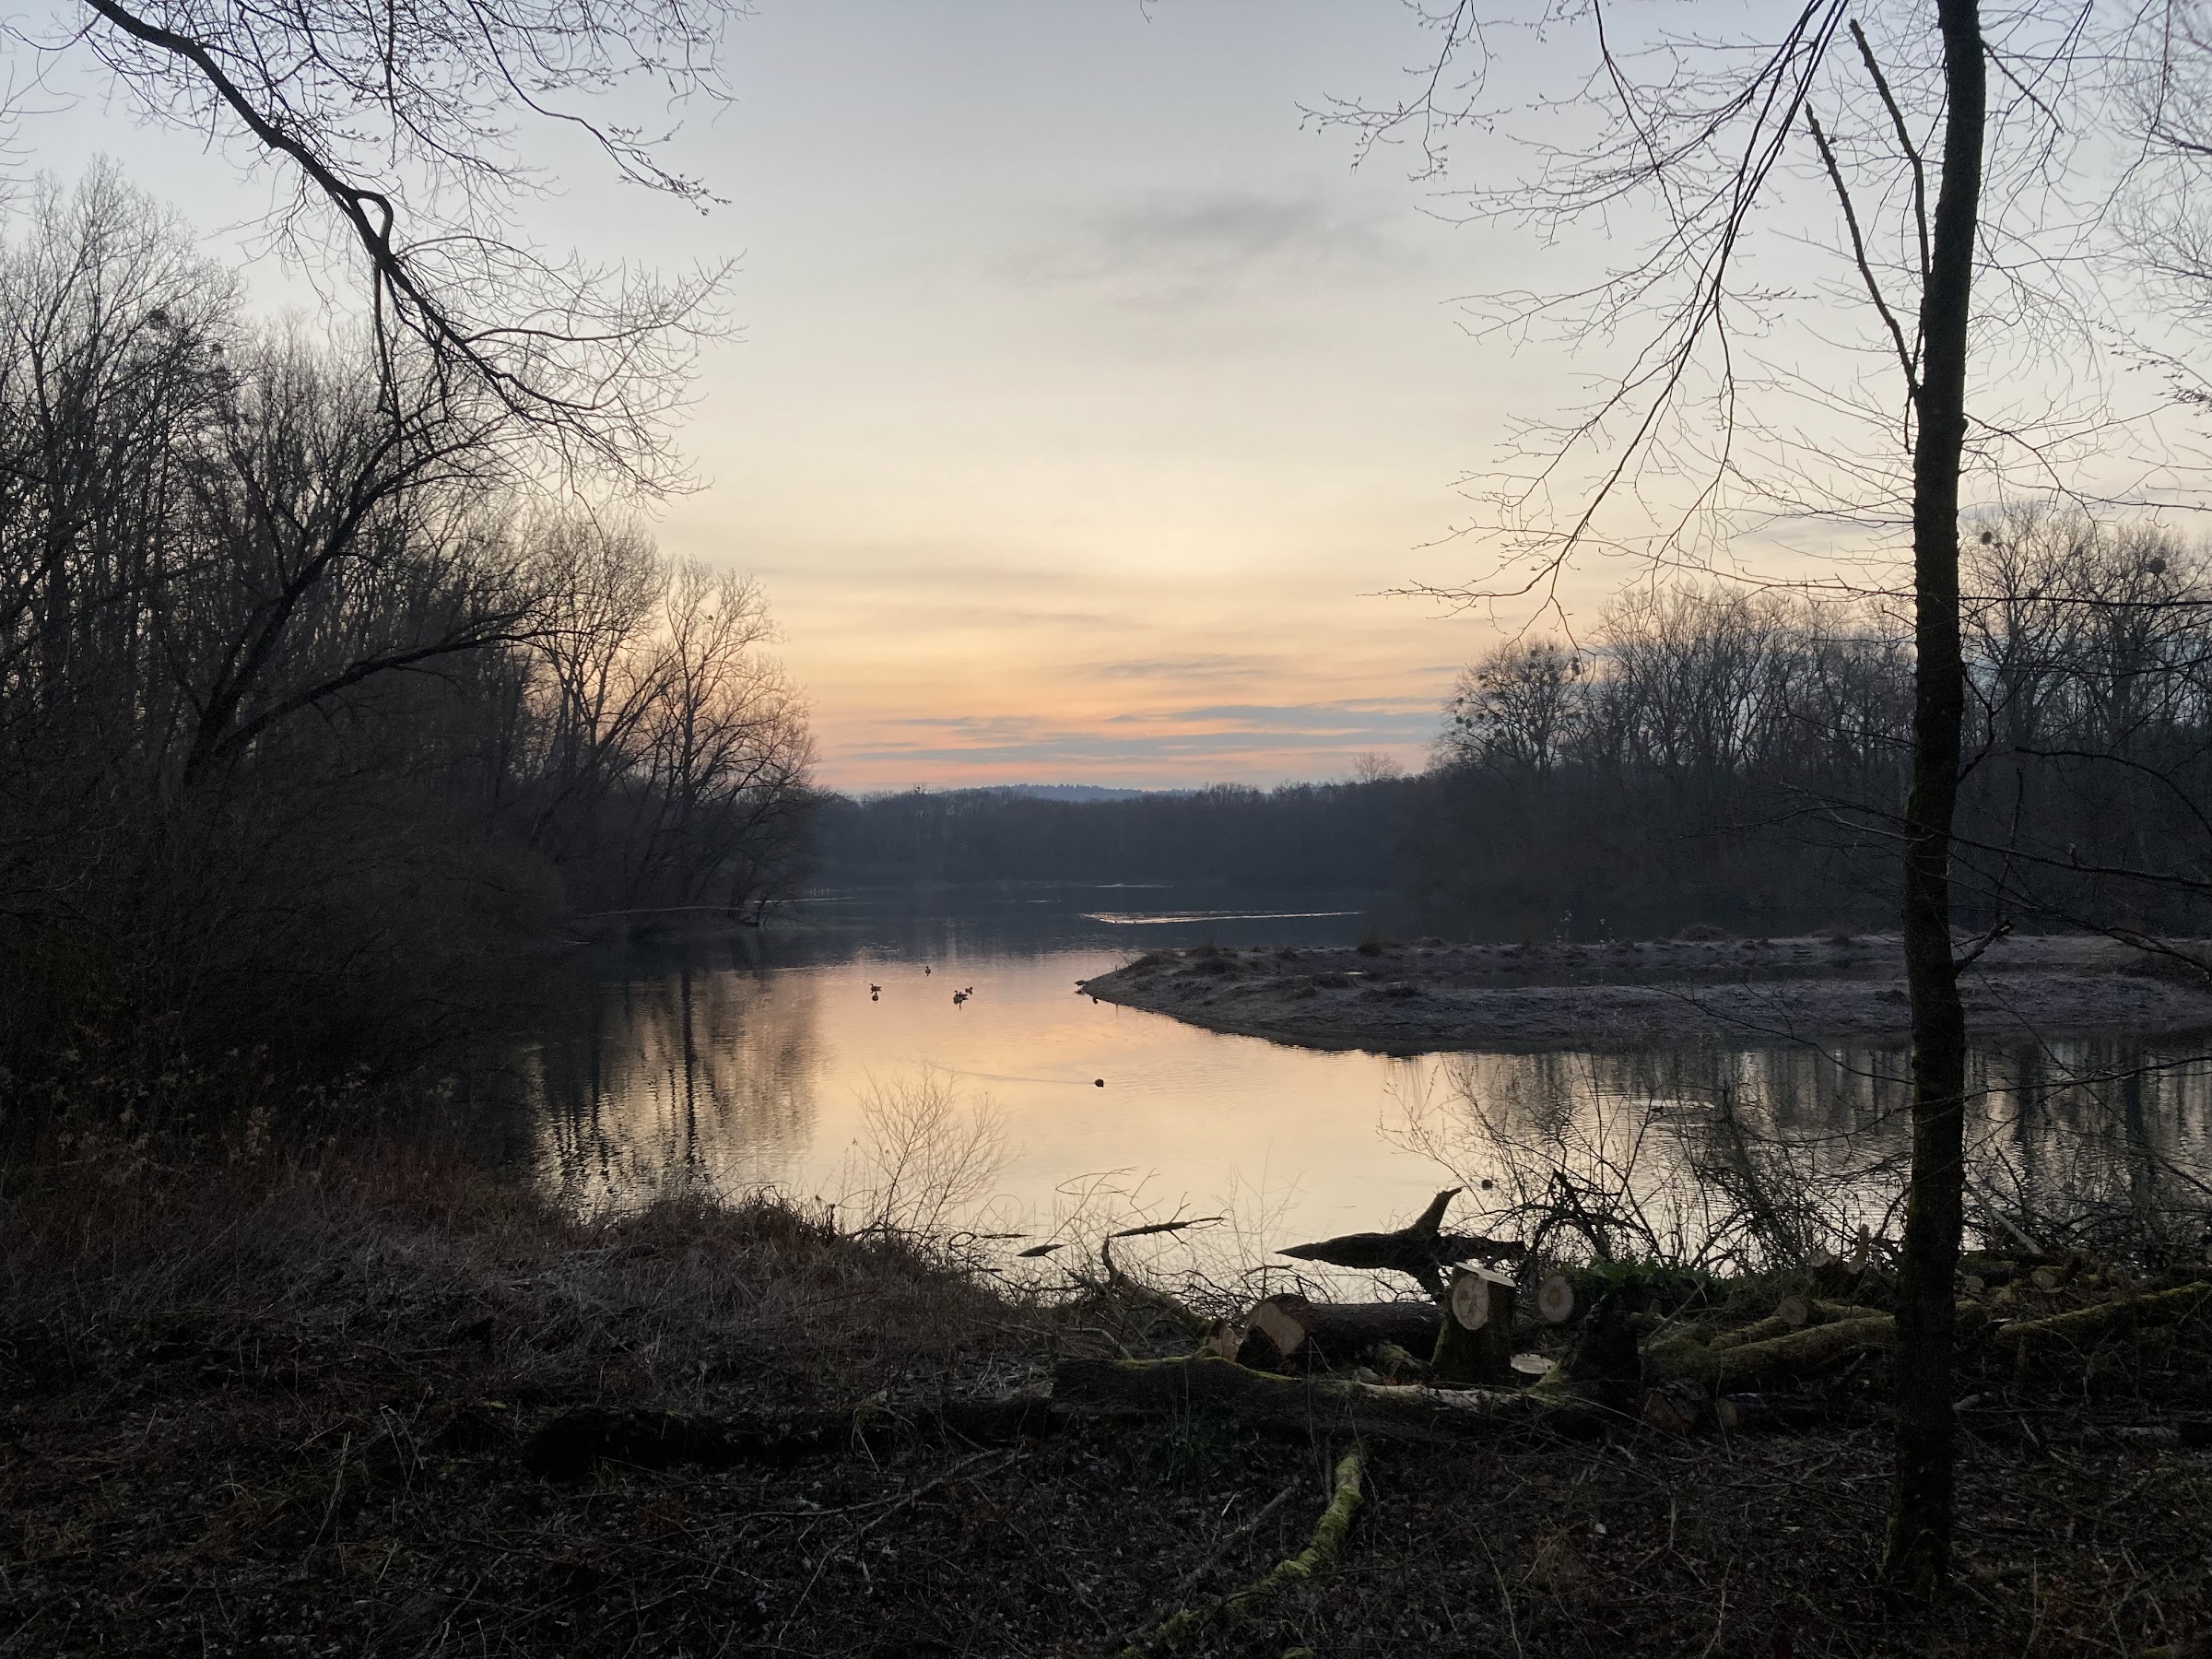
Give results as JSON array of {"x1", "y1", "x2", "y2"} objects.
[{"x1": 6, "y1": 1135, "x2": 2212, "y2": 1656}]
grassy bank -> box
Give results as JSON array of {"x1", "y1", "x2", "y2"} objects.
[{"x1": 6, "y1": 1138, "x2": 2212, "y2": 1656}]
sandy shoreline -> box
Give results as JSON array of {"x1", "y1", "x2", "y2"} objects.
[{"x1": 1078, "y1": 932, "x2": 2212, "y2": 1054}]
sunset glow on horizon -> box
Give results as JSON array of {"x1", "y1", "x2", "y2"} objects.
[{"x1": 43, "y1": 0, "x2": 2177, "y2": 794}]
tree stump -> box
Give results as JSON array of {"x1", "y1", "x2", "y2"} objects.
[{"x1": 1431, "y1": 1267, "x2": 1517, "y2": 1384}]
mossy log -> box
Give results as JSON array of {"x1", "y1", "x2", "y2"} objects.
[
  {"x1": 1708, "y1": 1314, "x2": 1794, "y2": 1351},
  {"x1": 1646, "y1": 1315, "x2": 1898, "y2": 1388},
  {"x1": 1994, "y1": 1280, "x2": 2212, "y2": 1350},
  {"x1": 1730, "y1": 1298, "x2": 1887, "y2": 1344},
  {"x1": 1117, "y1": 1449, "x2": 1365, "y2": 1657},
  {"x1": 1649, "y1": 1298, "x2": 1992, "y2": 1389},
  {"x1": 1232, "y1": 1295, "x2": 1443, "y2": 1371},
  {"x1": 1053, "y1": 1356, "x2": 1591, "y2": 1444}
]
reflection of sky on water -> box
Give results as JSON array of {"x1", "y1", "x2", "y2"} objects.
[{"x1": 522, "y1": 890, "x2": 2212, "y2": 1265}]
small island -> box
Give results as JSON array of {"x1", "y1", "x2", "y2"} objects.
[{"x1": 1081, "y1": 932, "x2": 2212, "y2": 1053}]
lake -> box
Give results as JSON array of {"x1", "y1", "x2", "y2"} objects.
[{"x1": 519, "y1": 887, "x2": 2212, "y2": 1280}]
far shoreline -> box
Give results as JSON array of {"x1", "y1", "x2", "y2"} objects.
[{"x1": 1078, "y1": 932, "x2": 2212, "y2": 1055}]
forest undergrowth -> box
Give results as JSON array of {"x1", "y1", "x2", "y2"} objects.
[{"x1": 5, "y1": 1112, "x2": 2212, "y2": 1658}]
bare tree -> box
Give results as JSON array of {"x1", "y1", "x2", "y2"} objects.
[
  {"x1": 1324, "y1": 0, "x2": 2192, "y2": 1595},
  {"x1": 21, "y1": 0, "x2": 736, "y2": 485},
  {"x1": 1444, "y1": 638, "x2": 1583, "y2": 777},
  {"x1": 0, "y1": 177, "x2": 811, "y2": 1071}
]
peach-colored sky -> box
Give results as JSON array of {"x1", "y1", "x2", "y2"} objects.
[
  {"x1": 26, "y1": 1, "x2": 2206, "y2": 792},
  {"x1": 28, "y1": 1, "x2": 1593, "y2": 791},
  {"x1": 654, "y1": 3, "x2": 1565, "y2": 791}
]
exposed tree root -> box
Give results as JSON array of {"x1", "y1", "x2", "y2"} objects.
[{"x1": 1276, "y1": 1187, "x2": 1522, "y2": 1296}]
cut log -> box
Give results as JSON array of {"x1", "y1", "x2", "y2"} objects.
[
  {"x1": 1994, "y1": 1280, "x2": 2212, "y2": 1350},
  {"x1": 1230, "y1": 1295, "x2": 1442, "y2": 1371},
  {"x1": 1776, "y1": 1294, "x2": 1810, "y2": 1328},
  {"x1": 1052, "y1": 1356, "x2": 1591, "y2": 1444},
  {"x1": 1538, "y1": 1271, "x2": 1577, "y2": 1324},
  {"x1": 1275, "y1": 1187, "x2": 1524, "y2": 1296},
  {"x1": 1432, "y1": 1267, "x2": 1517, "y2": 1385}
]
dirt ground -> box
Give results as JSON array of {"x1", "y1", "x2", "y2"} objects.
[
  {"x1": 1079, "y1": 933, "x2": 2212, "y2": 1054},
  {"x1": 7, "y1": 1141, "x2": 2212, "y2": 1658}
]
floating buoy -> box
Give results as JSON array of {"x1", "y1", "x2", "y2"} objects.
[{"x1": 1094, "y1": 1078, "x2": 1105, "y2": 1088}]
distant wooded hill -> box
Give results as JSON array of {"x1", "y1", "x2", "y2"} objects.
[{"x1": 814, "y1": 781, "x2": 1415, "y2": 889}]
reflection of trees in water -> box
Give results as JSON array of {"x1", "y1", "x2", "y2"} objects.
[
  {"x1": 1409, "y1": 1039, "x2": 2212, "y2": 1267},
  {"x1": 526, "y1": 967, "x2": 822, "y2": 1207}
]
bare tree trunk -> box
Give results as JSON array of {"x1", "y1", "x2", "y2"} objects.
[{"x1": 1882, "y1": 0, "x2": 1984, "y2": 1603}]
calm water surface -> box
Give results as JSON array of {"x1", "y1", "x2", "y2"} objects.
[{"x1": 521, "y1": 888, "x2": 2212, "y2": 1265}]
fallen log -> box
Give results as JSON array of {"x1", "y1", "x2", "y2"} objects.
[
  {"x1": 1646, "y1": 1315, "x2": 1898, "y2": 1388},
  {"x1": 1708, "y1": 1314, "x2": 1794, "y2": 1352},
  {"x1": 1772, "y1": 1297, "x2": 1887, "y2": 1332},
  {"x1": 1275, "y1": 1188, "x2": 1523, "y2": 1296},
  {"x1": 1231, "y1": 1294, "x2": 1442, "y2": 1371},
  {"x1": 1650, "y1": 1297, "x2": 1994, "y2": 1389},
  {"x1": 1994, "y1": 1280, "x2": 2212, "y2": 1350},
  {"x1": 1053, "y1": 1356, "x2": 1593, "y2": 1444},
  {"x1": 1116, "y1": 1449, "x2": 1365, "y2": 1658}
]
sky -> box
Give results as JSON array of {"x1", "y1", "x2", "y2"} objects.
[
  {"x1": 18, "y1": 0, "x2": 2207, "y2": 792},
  {"x1": 659, "y1": 3, "x2": 1534, "y2": 792},
  {"x1": 17, "y1": 1, "x2": 1580, "y2": 792}
]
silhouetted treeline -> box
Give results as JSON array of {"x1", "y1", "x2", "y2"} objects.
[
  {"x1": 817, "y1": 781, "x2": 1417, "y2": 890},
  {"x1": 819, "y1": 509, "x2": 2212, "y2": 943},
  {"x1": 1422, "y1": 509, "x2": 2212, "y2": 939},
  {"x1": 0, "y1": 171, "x2": 812, "y2": 1077}
]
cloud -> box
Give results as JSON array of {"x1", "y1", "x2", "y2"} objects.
[
  {"x1": 1082, "y1": 652, "x2": 1281, "y2": 683},
  {"x1": 825, "y1": 695, "x2": 1441, "y2": 786},
  {"x1": 1008, "y1": 188, "x2": 1412, "y2": 316}
]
